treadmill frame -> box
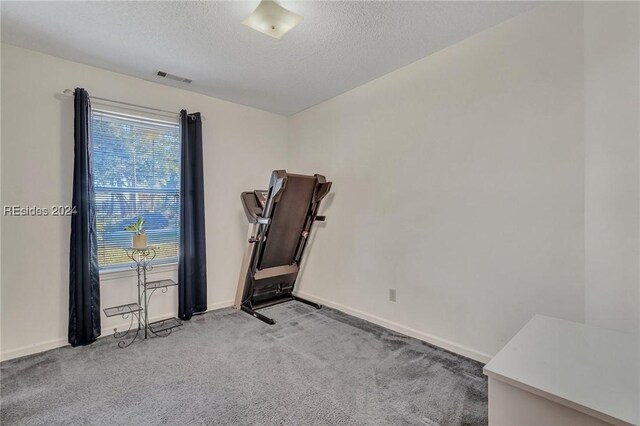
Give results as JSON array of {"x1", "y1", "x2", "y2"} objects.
[{"x1": 234, "y1": 170, "x2": 331, "y2": 324}]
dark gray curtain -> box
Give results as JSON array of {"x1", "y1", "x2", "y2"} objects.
[
  {"x1": 179, "y1": 110, "x2": 208, "y2": 320},
  {"x1": 68, "y1": 88, "x2": 101, "y2": 346}
]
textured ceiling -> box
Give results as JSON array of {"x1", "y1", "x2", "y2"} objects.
[{"x1": 1, "y1": 1, "x2": 538, "y2": 116}]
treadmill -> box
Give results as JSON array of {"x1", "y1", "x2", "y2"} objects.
[{"x1": 233, "y1": 170, "x2": 332, "y2": 324}]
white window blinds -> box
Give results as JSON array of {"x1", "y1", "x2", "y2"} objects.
[{"x1": 91, "y1": 109, "x2": 181, "y2": 270}]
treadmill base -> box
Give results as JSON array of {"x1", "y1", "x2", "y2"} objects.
[
  {"x1": 241, "y1": 305, "x2": 276, "y2": 325},
  {"x1": 240, "y1": 296, "x2": 322, "y2": 325},
  {"x1": 292, "y1": 295, "x2": 322, "y2": 310}
]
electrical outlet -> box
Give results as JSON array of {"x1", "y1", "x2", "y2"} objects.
[{"x1": 389, "y1": 288, "x2": 396, "y2": 302}]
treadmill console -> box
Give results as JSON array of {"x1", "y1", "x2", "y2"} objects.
[
  {"x1": 241, "y1": 189, "x2": 268, "y2": 223},
  {"x1": 254, "y1": 190, "x2": 268, "y2": 209}
]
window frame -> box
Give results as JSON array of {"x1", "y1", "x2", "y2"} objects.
[{"x1": 90, "y1": 107, "x2": 182, "y2": 275}]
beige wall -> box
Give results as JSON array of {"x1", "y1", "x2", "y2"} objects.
[
  {"x1": 0, "y1": 44, "x2": 288, "y2": 360},
  {"x1": 288, "y1": 3, "x2": 639, "y2": 361}
]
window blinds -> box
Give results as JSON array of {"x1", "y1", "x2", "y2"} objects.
[{"x1": 91, "y1": 109, "x2": 181, "y2": 270}]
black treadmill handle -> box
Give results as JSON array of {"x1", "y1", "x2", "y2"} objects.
[{"x1": 315, "y1": 215, "x2": 326, "y2": 222}]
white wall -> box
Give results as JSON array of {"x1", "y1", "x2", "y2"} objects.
[
  {"x1": 0, "y1": 44, "x2": 288, "y2": 360},
  {"x1": 584, "y1": 2, "x2": 640, "y2": 334},
  {"x1": 289, "y1": 3, "x2": 640, "y2": 361}
]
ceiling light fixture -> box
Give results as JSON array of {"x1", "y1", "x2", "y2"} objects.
[{"x1": 242, "y1": 0, "x2": 303, "y2": 40}]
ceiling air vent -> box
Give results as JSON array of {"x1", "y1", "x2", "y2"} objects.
[{"x1": 156, "y1": 71, "x2": 192, "y2": 84}]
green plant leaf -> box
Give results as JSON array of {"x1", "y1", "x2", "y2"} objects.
[{"x1": 124, "y1": 215, "x2": 145, "y2": 234}]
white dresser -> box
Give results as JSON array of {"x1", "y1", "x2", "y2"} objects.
[{"x1": 484, "y1": 315, "x2": 639, "y2": 426}]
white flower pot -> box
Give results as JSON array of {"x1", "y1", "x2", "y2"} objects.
[{"x1": 132, "y1": 233, "x2": 148, "y2": 249}]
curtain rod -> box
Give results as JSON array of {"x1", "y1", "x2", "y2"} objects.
[{"x1": 62, "y1": 89, "x2": 206, "y2": 121}]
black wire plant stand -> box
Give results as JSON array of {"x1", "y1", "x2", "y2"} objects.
[{"x1": 102, "y1": 246, "x2": 182, "y2": 348}]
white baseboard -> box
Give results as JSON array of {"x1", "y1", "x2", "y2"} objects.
[
  {"x1": 0, "y1": 337, "x2": 69, "y2": 362},
  {"x1": 0, "y1": 300, "x2": 234, "y2": 362},
  {"x1": 207, "y1": 300, "x2": 234, "y2": 311},
  {"x1": 296, "y1": 291, "x2": 493, "y2": 364}
]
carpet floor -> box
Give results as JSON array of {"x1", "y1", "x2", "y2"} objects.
[{"x1": 1, "y1": 302, "x2": 487, "y2": 425}]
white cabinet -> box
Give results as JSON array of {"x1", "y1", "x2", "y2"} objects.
[{"x1": 484, "y1": 315, "x2": 638, "y2": 426}]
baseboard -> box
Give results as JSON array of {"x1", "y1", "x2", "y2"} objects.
[
  {"x1": 0, "y1": 337, "x2": 69, "y2": 362},
  {"x1": 296, "y1": 291, "x2": 493, "y2": 364},
  {"x1": 0, "y1": 300, "x2": 235, "y2": 362},
  {"x1": 207, "y1": 300, "x2": 234, "y2": 311}
]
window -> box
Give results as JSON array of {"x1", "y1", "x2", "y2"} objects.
[{"x1": 91, "y1": 109, "x2": 181, "y2": 271}]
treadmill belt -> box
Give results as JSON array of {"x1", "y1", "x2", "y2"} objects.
[{"x1": 260, "y1": 175, "x2": 315, "y2": 268}]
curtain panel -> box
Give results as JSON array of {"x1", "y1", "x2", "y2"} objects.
[
  {"x1": 68, "y1": 88, "x2": 101, "y2": 346},
  {"x1": 178, "y1": 110, "x2": 208, "y2": 320}
]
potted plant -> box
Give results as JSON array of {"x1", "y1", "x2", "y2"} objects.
[{"x1": 124, "y1": 215, "x2": 147, "y2": 249}]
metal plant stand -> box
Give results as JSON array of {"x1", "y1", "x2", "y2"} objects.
[{"x1": 102, "y1": 247, "x2": 182, "y2": 348}]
